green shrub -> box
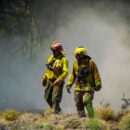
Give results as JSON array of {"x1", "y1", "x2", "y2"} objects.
[
  {"x1": 35, "y1": 121, "x2": 54, "y2": 130},
  {"x1": 55, "y1": 124, "x2": 64, "y2": 130},
  {"x1": 85, "y1": 118, "x2": 110, "y2": 130},
  {"x1": 119, "y1": 112, "x2": 130, "y2": 130}
]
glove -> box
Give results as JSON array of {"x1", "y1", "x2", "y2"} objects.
[
  {"x1": 42, "y1": 76, "x2": 47, "y2": 87},
  {"x1": 94, "y1": 85, "x2": 101, "y2": 91},
  {"x1": 66, "y1": 85, "x2": 71, "y2": 94}
]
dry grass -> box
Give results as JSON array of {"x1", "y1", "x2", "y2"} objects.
[
  {"x1": 85, "y1": 118, "x2": 110, "y2": 130},
  {"x1": 1, "y1": 109, "x2": 21, "y2": 121},
  {"x1": 115, "y1": 110, "x2": 130, "y2": 122},
  {"x1": 119, "y1": 112, "x2": 130, "y2": 130},
  {"x1": 95, "y1": 106, "x2": 115, "y2": 121},
  {"x1": 44, "y1": 107, "x2": 55, "y2": 120},
  {"x1": 35, "y1": 121, "x2": 54, "y2": 130},
  {"x1": 19, "y1": 112, "x2": 44, "y2": 123},
  {"x1": 1, "y1": 107, "x2": 130, "y2": 130}
]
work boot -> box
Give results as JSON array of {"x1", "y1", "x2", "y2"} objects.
[
  {"x1": 52, "y1": 103, "x2": 61, "y2": 114},
  {"x1": 78, "y1": 110, "x2": 86, "y2": 118}
]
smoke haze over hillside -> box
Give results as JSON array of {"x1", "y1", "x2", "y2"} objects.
[{"x1": 0, "y1": 1, "x2": 130, "y2": 112}]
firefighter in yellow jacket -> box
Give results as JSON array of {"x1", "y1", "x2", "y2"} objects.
[
  {"x1": 42, "y1": 41, "x2": 68, "y2": 114},
  {"x1": 66, "y1": 47, "x2": 102, "y2": 118}
]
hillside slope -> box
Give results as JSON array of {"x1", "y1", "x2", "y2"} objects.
[{"x1": 0, "y1": 108, "x2": 130, "y2": 130}]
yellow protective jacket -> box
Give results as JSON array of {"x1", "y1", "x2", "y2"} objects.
[
  {"x1": 43, "y1": 54, "x2": 68, "y2": 82},
  {"x1": 66, "y1": 59, "x2": 102, "y2": 91}
]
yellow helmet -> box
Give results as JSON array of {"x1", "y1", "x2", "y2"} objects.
[{"x1": 73, "y1": 47, "x2": 87, "y2": 56}]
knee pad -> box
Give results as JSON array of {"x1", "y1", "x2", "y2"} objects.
[{"x1": 83, "y1": 93, "x2": 92, "y2": 105}]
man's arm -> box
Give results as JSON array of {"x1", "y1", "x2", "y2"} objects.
[{"x1": 91, "y1": 60, "x2": 102, "y2": 91}]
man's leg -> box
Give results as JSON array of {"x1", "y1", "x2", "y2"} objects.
[
  {"x1": 74, "y1": 91, "x2": 86, "y2": 117},
  {"x1": 52, "y1": 82, "x2": 64, "y2": 113},
  {"x1": 44, "y1": 80, "x2": 53, "y2": 107},
  {"x1": 83, "y1": 92, "x2": 94, "y2": 118}
]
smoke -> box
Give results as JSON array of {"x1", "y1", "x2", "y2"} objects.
[
  {"x1": 0, "y1": 52, "x2": 44, "y2": 111},
  {"x1": 55, "y1": 1, "x2": 130, "y2": 111},
  {"x1": 0, "y1": 1, "x2": 130, "y2": 112}
]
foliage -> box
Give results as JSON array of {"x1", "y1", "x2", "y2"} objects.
[
  {"x1": 44, "y1": 107, "x2": 55, "y2": 120},
  {"x1": 11, "y1": 121, "x2": 63, "y2": 130},
  {"x1": 121, "y1": 93, "x2": 130, "y2": 110},
  {"x1": 63, "y1": 116, "x2": 81, "y2": 129},
  {"x1": 95, "y1": 106, "x2": 115, "y2": 121},
  {"x1": 119, "y1": 112, "x2": 130, "y2": 130},
  {"x1": 0, "y1": 0, "x2": 66, "y2": 59},
  {"x1": 55, "y1": 124, "x2": 65, "y2": 130},
  {"x1": 115, "y1": 110, "x2": 129, "y2": 122},
  {"x1": 18, "y1": 112, "x2": 44, "y2": 124},
  {"x1": 35, "y1": 121, "x2": 54, "y2": 130},
  {"x1": 85, "y1": 118, "x2": 110, "y2": 130},
  {"x1": 0, "y1": 109, "x2": 125, "y2": 130},
  {"x1": 0, "y1": 0, "x2": 130, "y2": 59},
  {"x1": 11, "y1": 121, "x2": 35, "y2": 130},
  {"x1": 1, "y1": 109, "x2": 20, "y2": 121}
]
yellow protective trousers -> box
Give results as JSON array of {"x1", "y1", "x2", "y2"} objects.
[{"x1": 74, "y1": 91, "x2": 94, "y2": 118}]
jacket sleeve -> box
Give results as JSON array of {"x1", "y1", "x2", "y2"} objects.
[
  {"x1": 66, "y1": 63, "x2": 76, "y2": 87},
  {"x1": 57, "y1": 57, "x2": 68, "y2": 81},
  {"x1": 91, "y1": 60, "x2": 102, "y2": 89},
  {"x1": 42, "y1": 55, "x2": 53, "y2": 80}
]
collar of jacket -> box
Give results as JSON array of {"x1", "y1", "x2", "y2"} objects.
[{"x1": 53, "y1": 53, "x2": 64, "y2": 59}]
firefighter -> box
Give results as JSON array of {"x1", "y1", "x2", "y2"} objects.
[
  {"x1": 66, "y1": 47, "x2": 102, "y2": 118},
  {"x1": 42, "y1": 41, "x2": 68, "y2": 114}
]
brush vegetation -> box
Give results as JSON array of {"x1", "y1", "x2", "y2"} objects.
[
  {"x1": 0, "y1": 107, "x2": 130, "y2": 130},
  {"x1": 85, "y1": 118, "x2": 110, "y2": 130},
  {"x1": 0, "y1": 95, "x2": 130, "y2": 130},
  {"x1": 95, "y1": 106, "x2": 115, "y2": 121},
  {"x1": 119, "y1": 112, "x2": 130, "y2": 130}
]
